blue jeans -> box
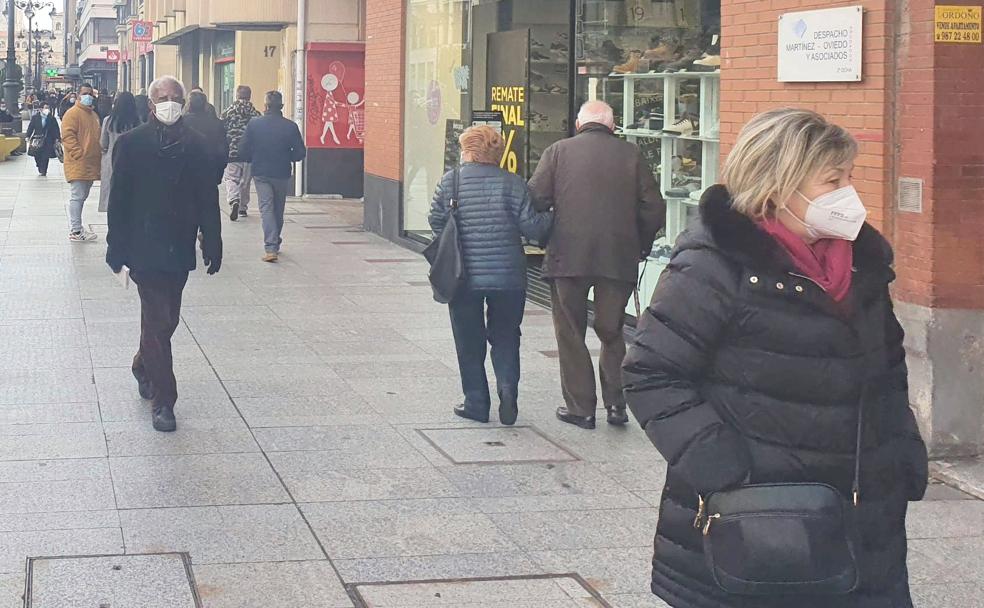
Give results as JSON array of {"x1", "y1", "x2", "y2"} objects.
[{"x1": 448, "y1": 289, "x2": 526, "y2": 412}]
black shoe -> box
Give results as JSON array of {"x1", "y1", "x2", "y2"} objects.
[
  {"x1": 39, "y1": 172, "x2": 46, "y2": 176},
  {"x1": 454, "y1": 404, "x2": 490, "y2": 423},
  {"x1": 230, "y1": 202, "x2": 240, "y2": 221},
  {"x1": 606, "y1": 405, "x2": 629, "y2": 426},
  {"x1": 133, "y1": 368, "x2": 154, "y2": 400},
  {"x1": 152, "y1": 405, "x2": 177, "y2": 432},
  {"x1": 498, "y1": 387, "x2": 518, "y2": 426},
  {"x1": 556, "y1": 407, "x2": 596, "y2": 430},
  {"x1": 239, "y1": 209, "x2": 248, "y2": 217}
]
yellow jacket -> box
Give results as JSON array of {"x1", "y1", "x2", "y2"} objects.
[{"x1": 61, "y1": 103, "x2": 102, "y2": 182}]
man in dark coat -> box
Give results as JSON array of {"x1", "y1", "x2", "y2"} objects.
[
  {"x1": 183, "y1": 90, "x2": 228, "y2": 185},
  {"x1": 528, "y1": 100, "x2": 665, "y2": 429},
  {"x1": 25, "y1": 101, "x2": 60, "y2": 176},
  {"x1": 238, "y1": 90, "x2": 305, "y2": 263},
  {"x1": 106, "y1": 75, "x2": 223, "y2": 433}
]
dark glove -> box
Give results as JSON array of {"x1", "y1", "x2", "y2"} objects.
[{"x1": 204, "y1": 254, "x2": 222, "y2": 275}]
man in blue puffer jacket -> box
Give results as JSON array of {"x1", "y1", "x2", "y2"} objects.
[{"x1": 429, "y1": 125, "x2": 553, "y2": 426}]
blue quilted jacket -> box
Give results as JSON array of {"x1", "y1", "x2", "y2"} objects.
[{"x1": 429, "y1": 163, "x2": 553, "y2": 291}]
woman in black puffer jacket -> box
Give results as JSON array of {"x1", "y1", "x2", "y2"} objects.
[
  {"x1": 429, "y1": 125, "x2": 553, "y2": 425},
  {"x1": 623, "y1": 109, "x2": 928, "y2": 608}
]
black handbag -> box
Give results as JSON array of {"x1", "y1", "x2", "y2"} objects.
[
  {"x1": 54, "y1": 140, "x2": 64, "y2": 163},
  {"x1": 696, "y1": 400, "x2": 864, "y2": 596},
  {"x1": 27, "y1": 135, "x2": 43, "y2": 157},
  {"x1": 423, "y1": 168, "x2": 466, "y2": 304}
]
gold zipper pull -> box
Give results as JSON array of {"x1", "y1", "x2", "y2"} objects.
[
  {"x1": 693, "y1": 495, "x2": 705, "y2": 529},
  {"x1": 703, "y1": 513, "x2": 721, "y2": 536}
]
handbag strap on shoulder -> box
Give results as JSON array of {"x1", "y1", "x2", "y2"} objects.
[
  {"x1": 449, "y1": 167, "x2": 460, "y2": 211},
  {"x1": 852, "y1": 393, "x2": 864, "y2": 507}
]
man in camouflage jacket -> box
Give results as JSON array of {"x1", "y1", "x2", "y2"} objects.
[{"x1": 221, "y1": 85, "x2": 261, "y2": 221}]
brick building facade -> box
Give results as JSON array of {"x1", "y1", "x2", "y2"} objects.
[{"x1": 363, "y1": 0, "x2": 984, "y2": 456}]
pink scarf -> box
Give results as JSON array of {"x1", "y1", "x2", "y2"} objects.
[{"x1": 759, "y1": 219, "x2": 854, "y2": 302}]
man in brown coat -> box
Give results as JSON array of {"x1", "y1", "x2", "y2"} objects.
[
  {"x1": 529, "y1": 100, "x2": 665, "y2": 429},
  {"x1": 62, "y1": 83, "x2": 102, "y2": 241}
]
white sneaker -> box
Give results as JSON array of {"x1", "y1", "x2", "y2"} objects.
[
  {"x1": 662, "y1": 116, "x2": 697, "y2": 137},
  {"x1": 68, "y1": 230, "x2": 98, "y2": 242}
]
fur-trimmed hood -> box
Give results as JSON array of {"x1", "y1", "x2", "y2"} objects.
[{"x1": 682, "y1": 184, "x2": 894, "y2": 279}]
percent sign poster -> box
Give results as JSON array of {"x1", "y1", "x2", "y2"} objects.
[{"x1": 487, "y1": 30, "x2": 530, "y2": 177}]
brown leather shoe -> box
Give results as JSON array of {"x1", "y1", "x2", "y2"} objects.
[{"x1": 262, "y1": 252, "x2": 279, "y2": 263}]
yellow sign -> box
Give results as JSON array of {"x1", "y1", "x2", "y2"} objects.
[{"x1": 935, "y1": 5, "x2": 982, "y2": 43}]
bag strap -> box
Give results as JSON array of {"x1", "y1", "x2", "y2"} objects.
[
  {"x1": 448, "y1": 167, "x2": 460, "y2": 212},
  {"x1": 852, "y1": 392, "x2": 864, "y2": 507}
]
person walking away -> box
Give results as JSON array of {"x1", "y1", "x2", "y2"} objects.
[
  {"x1": 183, "y1": 91, "x2": 228, "y2": 185},
  {"x1": 58, "y1": 92, "x2": 75, "y2": 119},
  {"x1": 429, "y1": 126, "x2": 553, "y2": 424},
  {"x1": 189, "y1": 86, "x2": 218, "y2": 119},
  {"x1": 238, "y1": 90, "x2": 305, "y2": 262},
  {"x1": 61, "y1": 84, "x2": 102, "y2": 242},
  {"x1": 99, "y1": 92, "x2": 140, "y2": 212},
  {"x1": 25, "y1": 102, "x2": 60, "y2": 176},
  {"x1": 134, "y1": 92, "x2": 150, "y2": 123},
  {"x1": 96, "y1": 89, "x2": 113, "y2": 124},
  {"x1": 623, "y1": 108, "x2": 928, "y2": 608},
  {"x1": 105, "y1": 75, "x2": 222, "y2": 433},
  {"x1": 528, "y1": 100, "x2": 664, "y2": 429},
  {"x1": 221, "y1": 85, "x2": 261, "y2": 221}
]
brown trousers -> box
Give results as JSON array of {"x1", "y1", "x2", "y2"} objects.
[
  {"x1": 131, "y1": 270, "x2": 189, "y2": 409},
  {"x1": 550, "y1": 277, "x2": 634, "y2": 417}
]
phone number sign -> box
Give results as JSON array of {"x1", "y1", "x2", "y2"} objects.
[{"x1": 935, "y1": 6, "x2": 982, "y2": 43}]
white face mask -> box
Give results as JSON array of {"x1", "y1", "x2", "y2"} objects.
[
  {"x1": 785, "y1": 185, "x2": 868, "y2": 241},
  {"x1": 41, "y1": 109, "x2": 50, "y2": 116},
  {"x1": 154, "y1": 100, "x2": 183, "y2": 126}
]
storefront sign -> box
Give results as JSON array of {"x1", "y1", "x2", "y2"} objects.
[
  {"x1": 935, "y1": 5, "x2": 982, "y2": 43},
  {"x1": 472, "y1": 110, "x2": 504, "y2": 134},
  {"x1": 106, "y1": 50, "x2": 120, "y2": 64},
  {"x1": 131, "y1": 21, "x2": 153, "y2": 43},
  {"x1": 778, "y1": 6, "x2": 863, "y2": 82},
  {"x1": 306, "y1": 45, "x2": 365, "y2": 150},
  {"x1": 444, "y1": 119, "x2": 466, "y2": 174}
]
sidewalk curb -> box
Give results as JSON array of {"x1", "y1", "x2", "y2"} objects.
[{"x1": 930, "y1": 460, "x2": 984, "y2": 500}]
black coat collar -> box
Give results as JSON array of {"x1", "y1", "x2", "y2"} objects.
[{"x1": 693, "y1": 184, "x2": 894, "y2": 279}]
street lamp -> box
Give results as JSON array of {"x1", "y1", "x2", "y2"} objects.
[
  {"x1": 30, "y1": 29, "x2": 52, "y2": 91},
  {"x1": 3, "y1": 1, "x2": 54, "y2": 94}
]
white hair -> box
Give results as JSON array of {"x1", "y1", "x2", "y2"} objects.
[
  {"x1": 577, "y1": 101, "x2": 615, "y2": 130},
  {"x1": 148, "y1": 75, "x2": 186, "y2": 100}
]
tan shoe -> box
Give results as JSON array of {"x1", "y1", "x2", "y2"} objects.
[{"x1": 262, "y1": 252, "x2": 279, "y2": 263}]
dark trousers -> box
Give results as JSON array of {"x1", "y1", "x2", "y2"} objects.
[
  {"x1": 131, "y1": 270, "x2": 189, "y2": 409},
  {"x1": 449, "y1": 289, "x2": 526, "y2": 411},
  {"x1": 550, "y1": 277, "x2": 634, "y2": 416},
  {"x1": 34, "y1": 153, "x2": 49, "y2": 175}
]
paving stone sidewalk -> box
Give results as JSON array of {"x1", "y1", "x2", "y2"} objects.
[{"x1": 0, "y1": 155, "x2": 982, "y2": 607}]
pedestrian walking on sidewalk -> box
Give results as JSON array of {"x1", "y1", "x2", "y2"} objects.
[
  {"x1": 528, "y1": 100, "x2": 665, "y2": 430},
  {"x1": 623, "y1": 109, "x2": 928, "y2": 608},
  {"x1": 429, "y1": 125, "x2": 553, "y2": 425},
  {"x1": 61, "y1": 83, "x2": 103, "y2": 242},
  {"x1": 238, "y1": 90, "x2": 306, "y2": 263},
  {"x1": 25, "y1": 102, "x2": 60, "y2": 177},
  {"x1": 105, "y1": 75, "x2": 223, "y2": 433},
  {"x1": 221, "y1": 85, "x2": 261, "y2": 221},
  {"x1": 99, "y1": 92, "x2": 140, "y2": 212},
  {"x1": 183, "y1": 91, "x2": 228, "y2": 185}
]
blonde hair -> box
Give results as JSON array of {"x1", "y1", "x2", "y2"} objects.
[
  {"x1": 459, "y1": 125, "x2": 506, "y2": 165},
  {"x1": 722, "y1": 108, "x2": 858, "y2": 220}
]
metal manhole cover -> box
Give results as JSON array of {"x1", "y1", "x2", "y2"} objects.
[
  {"x1": 347, "y1": 574, "x2": 612, "y2": 607},
  {"x1": 26, "y1": 553, "x2": 201, "y2": 608},
  {"x1": 416, "y1": 426, "x2": 579, "y2": 465}
]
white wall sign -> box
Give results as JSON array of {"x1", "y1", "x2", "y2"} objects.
[{"x1": 778, "y1": 5, "x2": 863, "y2": 82}]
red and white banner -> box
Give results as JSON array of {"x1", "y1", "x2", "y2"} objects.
[
  {"x1": 106, "y1": 50, "x2": 120, "y2": 64},
  {"x1": 305, "y1": 43, "x2": 365, "y2": 150},
  {"x1": 131, "y1": 21, "x2": 153, "y2": 42}
]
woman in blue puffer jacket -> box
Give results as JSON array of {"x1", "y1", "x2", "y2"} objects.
[{"x1": 429, "y1": 125, "x2": 553, "y2": 425}]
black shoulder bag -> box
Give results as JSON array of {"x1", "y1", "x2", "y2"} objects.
[
  {"x1": 697, "y1": 399, "x2": 864, "y2": 596},
  {"x1": 423, "y1": 168, "x2": 466, "y2": 304}
]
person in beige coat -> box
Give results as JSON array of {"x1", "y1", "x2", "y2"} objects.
[{"x1": 62, "y1": 83, "x2": 102, "y2": 241}]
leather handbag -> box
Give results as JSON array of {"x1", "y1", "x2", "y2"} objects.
[
  {"x1": 696, "y1": 400, "x2": 864, "y2": 596},
  {"x1": 423, "y1": 168, "x2": 466, "y2": 304},
  {"x1": 27, "y1": 135, "x2": 43, "y2": 157},
  {"x1": 54, "y1": 140, "x2": 64, "y2": 163}
]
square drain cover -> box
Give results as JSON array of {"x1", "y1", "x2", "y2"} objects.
[
  {"x1": 417, "y1": 426, "x2": 578, "y2": 464},
  {"x1": 27, "y1": 553, "x2": 200, "y2": 608},
  {"x1": 349, "y1": 574, "x2": 610, "y2": 607}
]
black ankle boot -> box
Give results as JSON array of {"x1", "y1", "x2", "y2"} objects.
[
  {"x1": 556, "y1": 407, "x2": 596, "y2": 430},
  {"x1": 152, "y1": 404, "x2": 177, "y2": 432},
  {"x1": 454, "y1": 404, "x2": 490, "y2": 423},
  {"x1": 498, "y1": 387, "x2": 518, "y2": 426},
  {"x1": 606, "y1": 405, "x2": 629, "y2": 426}
]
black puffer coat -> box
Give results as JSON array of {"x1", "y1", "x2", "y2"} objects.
[
  {"x1": 623, "y1": 185, "x2": 928, "y2": 608},
  {"x1": 429, "y1": 162, "x2": 553, "y2": 291}
]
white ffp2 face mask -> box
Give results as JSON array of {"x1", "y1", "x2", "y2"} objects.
[
  {"x1": 154, "y1": 101, "x2": 183, "y2": 126},
  {"x1": 788, "y1": 185, "x2": 868, "y2": 241}
]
